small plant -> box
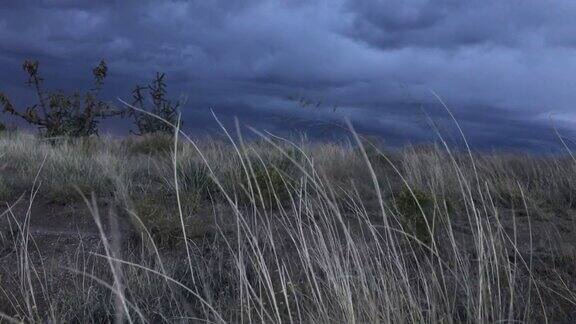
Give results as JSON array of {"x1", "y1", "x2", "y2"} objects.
[
  {"x1": 124, "y1": 133, "x2": 176, "y2": 155},
  {"x1": 357, "y1": 135, "x2": 388, "y2": 166},
  {"x1": 395, "y1": 187, "x2": 434, "y2": 245},
  {"x1": 241, "y1": 161, "x2": 293, "y2": 210},
  {"x1": 131, "y1": 194, "x2": 210, "y2": 249},
  {"x1": 0, "y1": 60, "x2": 123, "y2": 137},
  {"x1": 129, "y1": 72, "x2": 181, "y2": 136},
  {"x1": 177, "y1": 162, "x2": 218, "y2": 200}
]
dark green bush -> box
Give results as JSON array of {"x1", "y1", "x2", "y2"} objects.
[
  {"x1": 124, "y1": 133, "x2": 176, "y2": 155},
  {"x1": 1, "y1": 60, "x2": 123, "y2": 137},
  {"x1": 395, "y1": 187, "x2": 434, "y2": 245},
  {"x1": 177, "y1": 162, "x2": 218, "y2": 200},
  {"x1": 129, "y1": 73, "x2": 181, "y2": 136},
  {"x1": 243, "y1": 161, "x2": 294, "y2": 210},
  {"x1": 131, "y1": 193, "x2": 211, "y2": 249}
]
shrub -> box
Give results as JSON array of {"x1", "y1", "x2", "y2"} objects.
[
  {"x1": 177, "y1": 162, "x2": 219, "y2": 200},
  {"x1": 354, "y1": 134, "x2": 389, "y2": 168},
  {"x1": 131, "y1": 193, "x2": 211, "y2": 249},
  {"x1": 395, "y1": 187, "x2": 434, "y2": 245},
  {"x1": 124, "y1": 133, "x2": 176, "y2": 155},
  {"x1": 0, "y1": 60, "x2": 124, "y2": 137},
  {"x1": 241, "y1": 161, "x2": 294, "y2": 210},
  {"x1": 0, "y1": 224, "x2": 16, "y2": 254},
  {"x1": 128, "y1": 72, "x2": 181, "y2": 136},
  {"x1": 0, "y1": 122, "x2": 16, "y2": 136}
]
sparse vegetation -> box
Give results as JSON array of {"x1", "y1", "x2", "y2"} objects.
[
  {"x1": 394, "y1": 186, "x2": 435, "y2": 245},
  {"x1": 0, "y1": 60, "x2": 124, "y2": 137},
  {"x1": 0, "y1": 57, "x2": 575, "y2": 323},
  {"x1": 0, "y1": 59, "x2": 187, "y2": 140},
  {"x1": 129, "y1": 72, "x2": 182, "y2": 136},
  {"x1": 0, "y1": 129, "x2": 575, "y2": 323}
]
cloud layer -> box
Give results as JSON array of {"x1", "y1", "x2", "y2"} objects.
[{"x1": 1, "y1": 0, "x2": 575, "y2": 151}]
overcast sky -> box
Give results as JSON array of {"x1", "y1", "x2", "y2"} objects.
[{"x1": 1, "y1": 0, "x2": 576, "y2": 151}]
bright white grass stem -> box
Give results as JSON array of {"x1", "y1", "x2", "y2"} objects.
[
  {"x1": 62, "y1": 266, "x2": 146, "y2": 322},
  {"x1": 25, "y1": 99, "x2": 558, "y2": 322},
  {"x1": 18, "y1": 137, "x2": 547, "y2": 322},
  {"x1": 13, "y1": 154, "x2": 48, "y2": 322},
  {"x1": 89, "y1": 253, "x2": 226, "y2": 323},
  {"x1": 0, "y1": 104, "x2": 572, "y2": 322},
  {"x1": 247, "y1": 127, "x2": 442, "y2": 321},
  {"x1": 171, "y1": 114, "x2": 197, "y2": 291},
  {"x1": 0, "y1": 311, "x2": 23, "y2": 324},
  {"x1": 79, "y1": 192, "x2": 140, "y2": 324},
  {"x1": 250, "y1": 126, "x2": 436, "y2": 321}
]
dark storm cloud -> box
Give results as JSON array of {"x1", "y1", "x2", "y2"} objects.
[
  {"x1": 0, "y1": 0, "x2": 575, "y2": 151},
  {"x1": 345, "y1": 0, "x2": 576, "y2": 51}
]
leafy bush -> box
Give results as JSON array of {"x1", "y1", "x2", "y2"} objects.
[
  {"x1": 395, "y1": 187, "x2": 434, "y2": 245},
  {"x1": 241, "y1": 161, "x2": 294, "y2": 210},
  {"x1": 177, "y1": 162, "x2": 218, "y2": 200},
  {"x1": 131, "y1": 193, "x2": 210, "y2": 249},
  {"x1": 124, "y1": 133, "x2": 176, "y2": 155},
  {"x1": 129, "y1": 72, "x2": 181, "y2": 135},
  {"x1": 0, "y1": 60, "x2": 123, "y2": 137},
  {"x1": 0, "y1": 121, "x2": 16, "y2": 137},
  {"x1": 357, "y1": 135, "x2": 388, "y2": 167}
]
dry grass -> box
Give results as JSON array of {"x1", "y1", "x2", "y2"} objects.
[{"x1": 0, "y1": 129, "x2": 575, "y2": 323}]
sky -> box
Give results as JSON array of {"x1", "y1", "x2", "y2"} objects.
[{"x1": 1, "y1": 0, "x2": 576, "y2": 151}]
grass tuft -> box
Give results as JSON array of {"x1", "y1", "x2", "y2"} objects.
[{"x1": 0, "y1": 130, "x2": 575, "y2": 323}]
